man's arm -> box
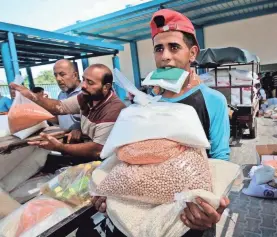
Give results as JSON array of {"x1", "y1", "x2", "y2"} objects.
[
  {"x1": 61, "y1": 142, "x2": 102, "y2": 159},
  {"x1": 29, "y1": 133, "x2": 102, "y2": 159},
  {"x1": 10, "y1": 83, "x2": 80, "y2": 115}
]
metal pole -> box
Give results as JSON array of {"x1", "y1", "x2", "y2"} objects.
[
  {"x1": 112, "y1": 55, "x2": 126, "y2": 101},
  {"x1": 130, "y1": 41, "x2": 141, "y2": 88},
  {"x1": 1, "y1": 42, "x2": 15, "y2": 85},
  {"x1": 8, "y1": 32, "x2": 20, "y2": 76},
  {"x1": 81, "y1": 53, "x2": 89, "y2": 70},
  {"x1": 26, "y1": 67, "x2": 35, "y2": 89}
]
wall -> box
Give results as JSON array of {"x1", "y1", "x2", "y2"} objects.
[
  {"x1": 88, "y1": 43, "x2": 135, "y2": 83},
  {"x1": 204, "y1": 13, "x2": 277, "y2": 65},
  {"x1": 137, "y1": 39, "x2": 156, "y2": 78}
]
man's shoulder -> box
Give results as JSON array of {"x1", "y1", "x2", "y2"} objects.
[
  {"x1": 200, "y1": 84, "x2": 227, "y2": 105},
  {"x1": 109, "y1": 93, "x2": 126, "y2": 109}
]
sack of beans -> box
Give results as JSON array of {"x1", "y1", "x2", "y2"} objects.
[
  {"x1": 92, "y1": 143, "x2": 212, "y2": 204},
  {"x1": 8, "y1": 91, "x2": 54, "y2": 134},
  {"x1": 0, "y1": 196, "x2": 73, "y2": 237},
  {"x1": 92, "y1": 157, "x2": 240, "y2": 237}
]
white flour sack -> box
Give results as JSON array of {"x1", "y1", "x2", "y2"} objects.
[{"x1": 91, "y1": 156, "x2": 241, "y2": 237}]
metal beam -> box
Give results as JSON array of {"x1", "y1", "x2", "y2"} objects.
[
  {"x1": 58, "y1": 0, "x2": 198, "y2": 34},
  {"x1": 1, "y1": 42, "x2": 15, "y2": 85},
  {"x1": 26, "y1": 67, "x2": 35, "y2": 89},
  {"x1": 112, "y1": 55, "x2": 126, "y2": 101},
  {"x1": 95, "y1": 19, "x2": 147, "y2": 35},
  {"x1": 130, "y1": 42, "x2": 141, "y2": 88},
  {"x1": 0, "y1": 22, "x2": 123, "y2": 51},
  {"x1": 81, "y1": 53, "x2": 89, "y2": 70},
  {"x1": 204, "y1": 5, "x2": 277, "y2": 26},
  {"x1": 134, "y1": 33, "x2": 152, "y2": 41},
  {"x1": 76, "y1": 32, "x2": 131, "y2": 43},
  {"x1": 15, "y1": 39, "x2": 96, "y2": 54},
  {"x1": 8, "y1": 32, "x2": 20, "y2": 76},
  {"x1": 195, "y1": 27, "x2": 205, "y2": 49},
  {"x1": 17, "y1": 51, "x2": 64, "y2": 60},
  {"x1": 194, "y1": 0, "x2": 277, "y2": 24}
]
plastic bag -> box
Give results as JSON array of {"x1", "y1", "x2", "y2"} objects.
[
  {"x1": 141, "y1": 68, "x2": 189, "y2": 94},
  {"x1": 113, "y1": 68, "x2": 161, "y2": 106},
  {"x1": 103, "y1": 159, "x2": 241, "y2": 237},
  {"x1": 0, "y1": 196, "x2": 73, "y2": 237},
  {"x1": 92, "y1": 147, "x2": 212, "y2": 204},
  {"x1": 253, "y1": 165, "x2": 275, "y2": 185},
  {"x1": 8, "y1": 76, "x2": 54, "y2": 134},
  {"x1": 41, "y1": 161, "x2": 101, "y2": 206},
  {"x1": 117, "y1": 139, "x2": 185, "y2": 165},
  {"x1": 243, "y1": 176, "x2": 277, "y2": 199}
]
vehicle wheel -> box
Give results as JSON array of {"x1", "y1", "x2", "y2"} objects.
[{"x1": 249, "y1": 117, "x2": 257, "y2": 138}]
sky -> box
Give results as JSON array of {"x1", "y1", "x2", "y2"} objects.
[{"x1": 0, "y1": 0, "x2": 151, "y2": 83}]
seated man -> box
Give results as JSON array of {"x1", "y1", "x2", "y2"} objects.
[{"x1": 10, "y1": 64, "x2": 126, "y2": 172}]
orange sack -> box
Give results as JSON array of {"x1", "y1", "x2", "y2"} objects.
[
  {"x1": 117, "y1": 139, "x2": 186, "y2": 165},
  {"x1": 15, "y1": 199, "x2": 69, "y2": 237},
  {"x1": 8, "y1": 103, "x2": 54, "y2": 134}
]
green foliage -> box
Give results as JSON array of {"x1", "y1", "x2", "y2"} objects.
[{"x1": 34, "y1": 70, "x2": 57, "y2": 84}]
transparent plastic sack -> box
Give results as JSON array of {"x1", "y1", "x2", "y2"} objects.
[
  {"x1": 102, "y1": 159, "x2": 241, "y2": 237},
  {"x1": 8, "y1": 76, "x2": 54, "y2": 134},
  {"x1": 92, "y1": 146, "x2": 212, "y2": 204},
  {"x1": 142, "y1": 68, "x2": 189, "y2": 93},
  {"x1": 0, "y1": 196, "x2": 73, "y2": 237},
  {"x1": 41, "y1": 161, "x2": 101, "y2": 206}
]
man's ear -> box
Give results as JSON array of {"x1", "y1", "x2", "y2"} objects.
[
  {"x1": 104, "y1": 83, "x2": 112, "y2": 91},
  {"x1": 189, "y1": 45, "x2": 198, "y2": 62},
  {"x1": 73, "y1": 71, "x2": 78, "y2": 80}
]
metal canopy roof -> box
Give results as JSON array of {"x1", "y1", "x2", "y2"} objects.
[
  {"x1": 0, "y1": 22, "x2": 123, "y2": 69},
  {"x1": 56, "y1": 0, "x2": 277, "y2": 44}
]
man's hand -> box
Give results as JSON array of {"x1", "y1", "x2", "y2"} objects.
[
  {"x1": 181, "y1": 197, "x2": 230, "y2": 230},
  {"x1": 10, "y1": 82, "x2": 37, "y2": 101},
  {"x1": 92, "y1": 196, "x2": 107, "y2": 213},
  {"x1": 28, "y1": 133, "x2": 64, "y2": 152},
  {"x1": 66, "y1": 129, "x2": 82, "y2": 144}
]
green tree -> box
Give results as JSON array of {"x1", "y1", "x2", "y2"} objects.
[{"x1": 34, "y1": 70, "x2": 56, "y2": 84}]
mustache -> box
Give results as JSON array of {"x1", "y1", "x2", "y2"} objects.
[{"x1": 82, "y1": 88, "x2": 90, "y2": 94}]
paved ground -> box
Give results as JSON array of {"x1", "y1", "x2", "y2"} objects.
[{"x1": 217, "y1": 117, "x2": 277, "y2": 237}]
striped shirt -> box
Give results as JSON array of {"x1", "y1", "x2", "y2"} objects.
[{"x1": 60, "y1": 91, "x2": 126, "y2": 145}]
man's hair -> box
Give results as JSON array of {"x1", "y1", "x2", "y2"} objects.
[
  {"x1": 183, "y1": 32, "x2": 197, "y2": 49},
  {"x1": 90, "y1": 64, "x2": 113, "y2": 87},
  {"x1": 31, "y1": 86, "x2": 44, "y2": 93}
]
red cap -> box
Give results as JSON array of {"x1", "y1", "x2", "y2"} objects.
[{"x1": 150, "y1": 9, "x2": 200, "y2": 51}]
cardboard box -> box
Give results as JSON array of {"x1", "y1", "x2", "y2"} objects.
[{"x1": 256, "y1": 145, "x2": 277, "y2": 164}]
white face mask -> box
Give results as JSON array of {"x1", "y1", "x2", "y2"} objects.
[{"x1": 142, "y1": 68, "x2": 190, "y2": 93}]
